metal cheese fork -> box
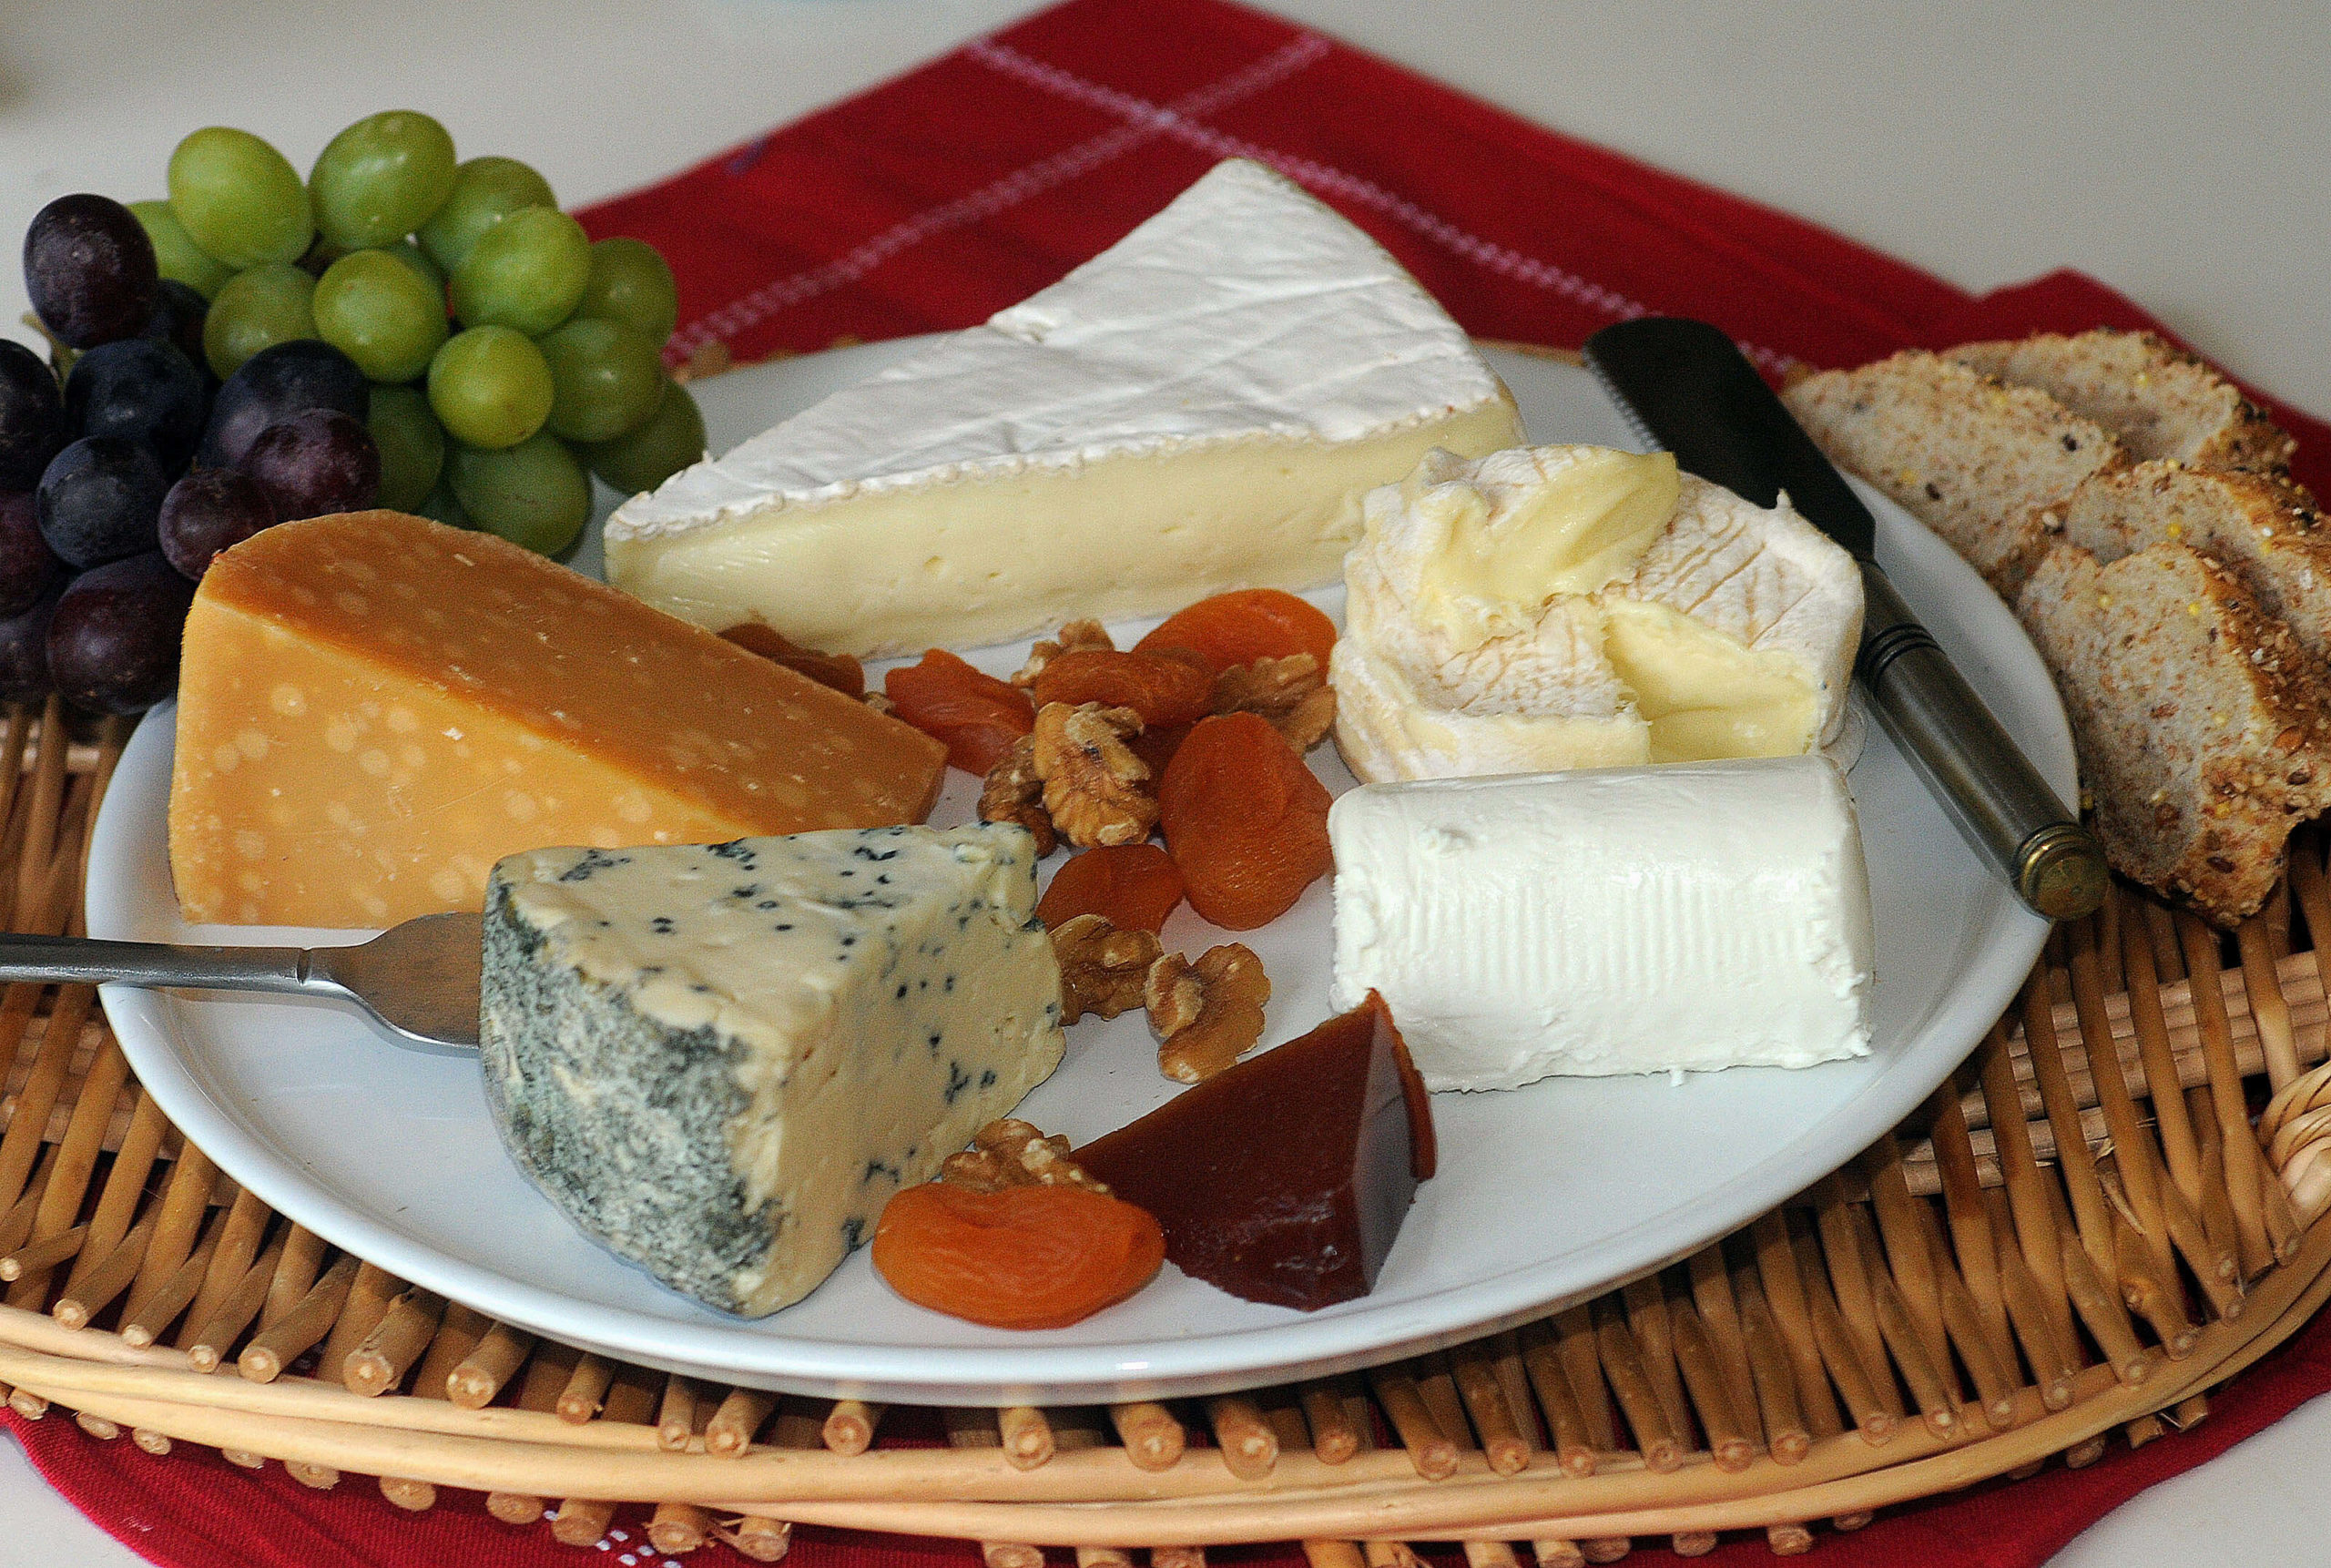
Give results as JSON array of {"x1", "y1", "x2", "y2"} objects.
[{"x1": 0, "y1": 911, "x2": 484, "y2": 1050}]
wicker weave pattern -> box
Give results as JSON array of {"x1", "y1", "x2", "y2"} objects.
[{"x1": 1, "y1": 697, "x2": 2326, "y2": 1564}]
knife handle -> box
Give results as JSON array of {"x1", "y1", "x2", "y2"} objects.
[{"x1": 1858, "y1": 566, "x2": 2106, "y2": 920}]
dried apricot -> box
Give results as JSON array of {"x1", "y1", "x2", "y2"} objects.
[
  {"x1": 1037, "y1": 842, "x2": 1186, "y2": 933},
  {"x1": 1135, "y1": 589, "x2": 1338, "y2": 676},
  {"x1": 885, "y1": 649, "x2": 1034, "y2": 775},
  {"x1": 719, "y1": 622, "x2": 865, "y2": 697},
  {"x1": 871, "y1": 1180, "x2": 1166, "y2": 1330},
  {"x1": 1126, "y1": 720, "x2": 1190, "y2": 779},
  {"x1": 1159, "y1": 712, "x2": 1333, "y2": 930},
  {"x1": 1032, "y1": 649, "x2": 1212, "y2": 728}
]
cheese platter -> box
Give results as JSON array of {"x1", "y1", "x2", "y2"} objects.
[{"x1": 85, "y1": 336, "x2": 2074, "y2": 1404}]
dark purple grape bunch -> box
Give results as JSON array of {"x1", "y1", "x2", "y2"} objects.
[{"x1": 8, "y1": 192, "x2": 386, "y2": 717}]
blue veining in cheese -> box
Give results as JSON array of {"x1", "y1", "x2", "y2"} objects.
[{"x1": 478, "y1": 823, "x2": 1064, "y2": 1317}]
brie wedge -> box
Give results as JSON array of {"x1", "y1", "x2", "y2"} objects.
[
  {"x1": 605, "y1": 159, "x2": 1523, "y2": 656},
  {"x1": 1331, "y1": 444, "x2": 1865, "y2": 783},
  {"x1": 1328, "y1": 759, "x2": 1875, "y2": 1089}
]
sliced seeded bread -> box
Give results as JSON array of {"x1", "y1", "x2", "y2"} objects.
[
  {"x1": 2058, "y1": 461, "x2": 2331, "y2": 667},
  {"x1": 2015, "y1": 541, "x2": 2331, "y2": 923},
  {"x1": 1949, "y1": 329, "x2": 2294, "y2": 473},
  {"x1": 1784, "y1": 351, "x2": 2126, "y2": 596}
]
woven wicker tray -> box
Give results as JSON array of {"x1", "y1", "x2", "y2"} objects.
[{"x1": 4, "y1": 696, "x2": 2328, "y2": 1564}]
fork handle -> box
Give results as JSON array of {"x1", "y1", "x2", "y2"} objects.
[{"x1": 0, "y1": 932, "x2": 316, "y2": 995}]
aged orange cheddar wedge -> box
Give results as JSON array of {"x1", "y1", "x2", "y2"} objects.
[{"x1": 168, "y1": 510, "x2": 947, "y2": 928}]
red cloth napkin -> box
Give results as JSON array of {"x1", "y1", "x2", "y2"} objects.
[
  {"x1": 579, "y1": 0, "x2": 2326, "y2": 494},
  {"x1": 15, "y1": 0, "x2": 2331, "y2": 1563}
]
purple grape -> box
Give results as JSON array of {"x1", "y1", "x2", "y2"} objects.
[
  {"x1": 242, "y1": 410, "x2": 380, "y2": 521},
  {"x1": 158, "y1": 468, "x2": 274, "y2": 580},
  {"x1": 66, "y1": 338, "x2": 208, "y2": 473},
  {"x1": 0, "y1": 492, "x2": 62, "y2": 618},
  {"x1": 0, "y1": 341, "x2": 69, "y2": 492},
  {"x1": 46, "y1": 552, "x2": 194, "y2": 714},
  {"x1": 0, "y1": 572, "x2": 65, "y2": 704},
  {"x1": 24, "y1": 195, "x2": 159, "y2": 350},
  {"x1": 36, "y1": 435, "x2": 168, "y2": 568},
  {"x1": 143, "y1": 280, "x2": 212, "y2": 372},
  {"x1": 195, "y1": 339, "x2": 368, "y2": 471}
]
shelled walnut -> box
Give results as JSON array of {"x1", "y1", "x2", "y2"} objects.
[
  {"x1": 940, "y1": 1117, "x2": 1111, "y2": 1195},
  {"x1": 1033, "y1": 701, "x2": 1157, "y2": 847},
  {"x1": 1211, "y1": 653, "x2": 1336, "y2": 750},
  {"x1": 1013, "y1": 619, "x2": 1115, "y2": 687},
  {"x1": 1053, "y1": 912, "x2": 1164, "y2": 1023},
  {"x1": 1145, "y1": 942, "x2": 1270, "y2": 1083},
  {"x1": 976, "y1": 734, "x2": 1055, "y2": 855}
]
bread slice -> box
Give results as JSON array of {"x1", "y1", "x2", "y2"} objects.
[
  {"x1": 2060, "y1": 461, "x2": 2331, "y2": 666},
  {"x1": 2016, "y1": 542, "x2": 2331, "y2": 923},
  {"x1": 1949, "y1": 329, "x2": 2293, "y2": 473},
  {"x1": 1785, "y1": 351, "x2": 2125, "y2": 595}
]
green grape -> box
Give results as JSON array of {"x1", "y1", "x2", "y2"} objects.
[
  {"x1": 426, "y1": 325, "x2": 553, "y2": 449},
  {"x1": 203, "y1": 261, "x2": 318, "y2": 377},
  {"x1": 450, "y1": 207, "x2": 590, "y2": 335},
  {"x1": 580, "y1": 376, "x2": 705, "y2": 495},
  {"x1": 129, "y1": 199, "x2": 234, "y2": 300},
  {"x1": 539, "y1": 318, "x2": 664, "y2": 443},
  {"x1": 416, "y1": 157, "x2": 555, "y2": 277},
  {"x1": 369, "y1": 383, "x2": 446, "y2": 512},
  {"x1": 414, "y1": 473, "x2": 472, "y2": 531},
  {"x1": 309, "y1": 110, "x2": 458, "y2": 251},
  {"x1": 575, "y1": 237, "x2": 677, "y2": 346},
  {"x1": 314, "y1": 249, "x2": 448, "y2": 383},
  {"x1": 168, "y1": 127, "x2": 314, "y2": 269},
  {"x1": 448, "y1": 432, "x2": 590, "y2": 555},
  {"x1": 381, "y1": 239, "x2": 446, "y2": 296}
]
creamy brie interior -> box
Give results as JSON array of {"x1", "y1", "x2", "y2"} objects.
[{"x1": 1331, "y1": 443, "x2": 1865, "y2": 783}]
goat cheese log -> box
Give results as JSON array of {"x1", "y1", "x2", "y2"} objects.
[{"x1": 480, "y1": 824, "x2": 1065, "y2": 1317}]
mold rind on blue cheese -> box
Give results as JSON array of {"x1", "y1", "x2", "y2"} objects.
[{"x1": 478, "y1": 822, "x2": 1065, "y2": 1317}]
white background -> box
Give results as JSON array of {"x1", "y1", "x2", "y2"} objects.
[{"x1": 2, "y1": 1, "x2": 2327, "y2": 1562}]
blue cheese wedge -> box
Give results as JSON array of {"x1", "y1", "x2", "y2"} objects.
[{"x1": 479, "y1": 823, "x2": 1064, "y2": 1317}]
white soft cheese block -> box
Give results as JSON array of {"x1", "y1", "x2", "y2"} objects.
[
  {"x1": 605, "y1": 158, "x2": 1522, "y2": 656},
  {"x1": 479, "y1": 824, "x2": 1064, "y2": 1317},
  {"x1": 1332, "y1": 444, "x2": 1865, "y2": 783},
  {"x1": 1328, "y1": 759, "x2": 1874, "y2": 1089}
]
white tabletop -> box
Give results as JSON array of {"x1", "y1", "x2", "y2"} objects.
[{"x1": 2, "y1": 1, "x2": 2326, "y2": 1562}]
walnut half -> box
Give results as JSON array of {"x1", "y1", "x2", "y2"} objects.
[
  {"x1": 1053, "y1": 912, "x2": 1165, "y2": 1023},
  {"x1": 977, "y1": 734, "x2": 1056, "y2": 856},
  {"x1": 1145, "y1": 943, "x2": 1270, "y2": 1083},
  {"x1": 1212, "y1": 653, "x2": 1337, "y2": 750},
  {"x1": 1033, "y1": 701, "x2": 1157, "y2": 848},
  {"x1": 940, "y1": 1117, "x2": 1110, "y2": 1195}
]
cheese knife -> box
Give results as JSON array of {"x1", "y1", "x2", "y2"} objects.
[
  {"x1": 0, "y1": 911, "x2": 482, "y2": 1050},
  {"x1": 1582, "y1": 316, "x2": 2106, "y2": 921}
]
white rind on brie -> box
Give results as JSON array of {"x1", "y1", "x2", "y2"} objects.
[
  {"x1": 1332, "y1": 444, "x2": 1865, "y2": 782},
  {"x1": 1328, "y1": 759, "x2": 1876, "y2": 1090},
  {"x1": 604, "y1": 158, "x2": 1523, "y2": 655}
]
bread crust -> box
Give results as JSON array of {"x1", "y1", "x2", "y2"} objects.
[
  {"x1": 1784, "y1": 351, "x2": 2125, "y2": 596},
  {"x1": 2059, "y1": 460, "x2": 2331, "y2": 666},
  {"x1": 1949, "y1": 328, "x2": 2293, "y2": 473},
  {"x1": 2016, "y1": 542, "x2": 2331, "y2": 924}
]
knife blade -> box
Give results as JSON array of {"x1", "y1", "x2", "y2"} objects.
[{"x1": 1582, "y1": 316, "x2": 2105, "y2": 922}]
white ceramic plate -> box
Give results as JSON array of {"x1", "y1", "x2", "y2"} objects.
[{"x1": 87, "y1": 344, "x2": 2073, "y2": 1405}]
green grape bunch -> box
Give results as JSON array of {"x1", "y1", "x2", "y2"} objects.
[{"x1": 145, "y1": 111, "x2": 701, "y2": 556}]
